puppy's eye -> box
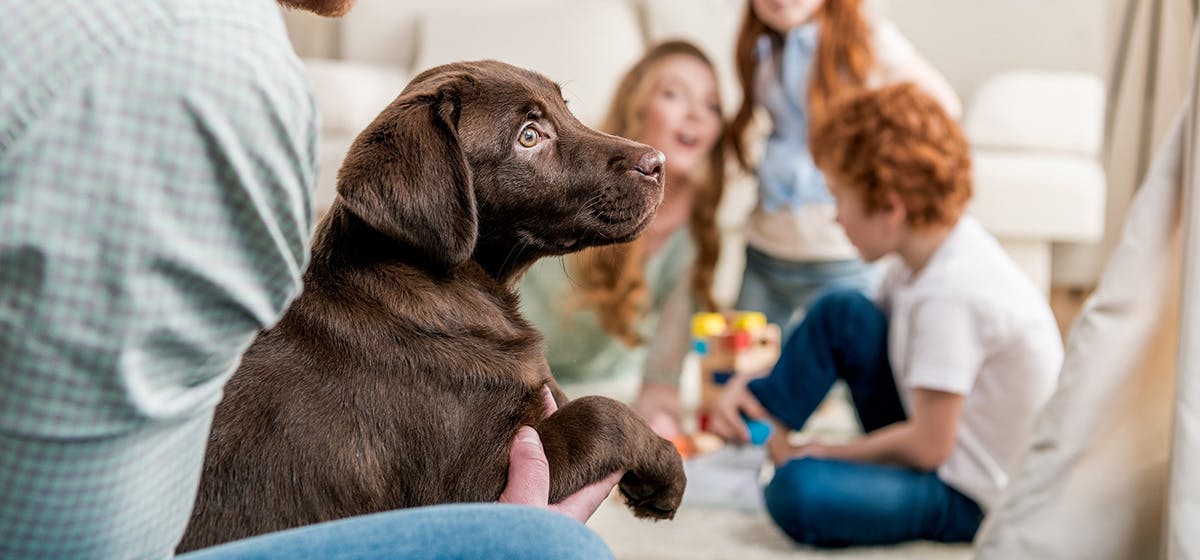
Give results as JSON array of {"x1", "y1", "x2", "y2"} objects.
[{"x1": 518, "y1": 126, "x2": 540, "y2": 148}]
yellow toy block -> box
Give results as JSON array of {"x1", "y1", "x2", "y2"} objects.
[{"x1": 692, "y1": 311, "x2": 783, "y2": 431}]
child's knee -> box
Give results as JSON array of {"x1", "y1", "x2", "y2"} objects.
[{"x1": 763, "y1": 458, "x2": 835, "y2": 545}]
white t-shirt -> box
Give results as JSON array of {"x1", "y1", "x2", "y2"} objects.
[{"x1": 876, "y1": 216, "x2": 1064, "y2": 509}]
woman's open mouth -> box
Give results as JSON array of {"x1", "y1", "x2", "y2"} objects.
[{"x1": 676, "y1": 132, "x2": 699, "y2": 148}]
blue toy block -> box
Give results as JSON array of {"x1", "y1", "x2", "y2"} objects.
[{"x1": 743, "y1": 416, "x2": 772, "y2": 445}]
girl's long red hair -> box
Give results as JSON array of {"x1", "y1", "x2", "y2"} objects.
[{"x1": 729, "y1": 0, "x2": 874, "y2": 170}]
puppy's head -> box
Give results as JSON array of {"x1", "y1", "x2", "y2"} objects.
[{"x1": 335, "y1": 60, "x2": 664, "y2": 277}]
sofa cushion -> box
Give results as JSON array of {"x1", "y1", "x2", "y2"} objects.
[
  {"x1": 970, "y1": 150, "x2": 1106, "y2": 241},
  {"x1": 337, "y1": 1, "x2": 425, "y2": 69},
  {"x1": 303, "y1": 58, "x2": 410, "y2": 135},
  {"x1": 412, "y1": 0, "x2": 645, "y2": 127},
  {"x1": 965, "y1": 70, "x2": 1105, "y2": 157}
]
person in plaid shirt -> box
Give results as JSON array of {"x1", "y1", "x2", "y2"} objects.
[{"x1": 0, "y1": 1, "x2": 616, "y2": 558}]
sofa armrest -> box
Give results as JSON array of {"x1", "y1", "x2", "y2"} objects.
[{"x1": 965, "y1": 70, "x2": 1105, "y2": 157}]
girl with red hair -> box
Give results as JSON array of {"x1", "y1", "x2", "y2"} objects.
[{"x1": 728, "y1": 0, "x2": 960, "y2": 330}]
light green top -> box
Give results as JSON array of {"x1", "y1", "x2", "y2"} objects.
[
  {"x1": 0, "y1": 0, "x2": 316, "y2": 556},
  {"x1": 519, "y1": 228, "x2": 696, "y2": 388}
]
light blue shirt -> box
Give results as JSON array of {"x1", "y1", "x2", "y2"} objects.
[{"x1": 755, "y1": 23, "x2": 831, "y2": 211}]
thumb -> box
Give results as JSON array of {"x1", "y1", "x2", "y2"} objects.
[
  {"x1": 740, "y1": 392, "x2": 770, "y2": 421},
  {"x1": 498, "y1": 426, "x2": 550, "y2": 508}
]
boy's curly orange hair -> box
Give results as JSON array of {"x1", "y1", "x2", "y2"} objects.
[{"x1": 810, "y1": 83, "x2": 972, "y2": 228}]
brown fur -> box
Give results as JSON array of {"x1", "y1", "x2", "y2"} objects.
[{"x1": 177, "y1": 61, "x2": 686, "y2": 552}]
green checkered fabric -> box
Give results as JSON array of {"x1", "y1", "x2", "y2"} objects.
[{"x1": 0, "y1": 0, "x2": 318, "y2": 557}]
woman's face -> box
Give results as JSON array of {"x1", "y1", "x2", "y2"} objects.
[
  {"x1": 751, "y1": 0, "x2": 823, "y2": 33},
  {"x1": 638, "y1": 54, "x2": 723, "y2": 185}
]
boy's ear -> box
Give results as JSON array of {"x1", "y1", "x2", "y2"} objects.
[{"x1": 883, "y1": 189, "x2": 907, "y2": 228}]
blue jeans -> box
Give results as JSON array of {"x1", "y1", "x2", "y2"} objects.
[
  {"x1": 747, "y1": 290, "x2": 983, "y2": 547},
  {"x1": 735, "y1": 245, "x2": 873, "y2": 332},
  {"x1": 177, "y1": 504, "x2": 614, "y2": 560}
]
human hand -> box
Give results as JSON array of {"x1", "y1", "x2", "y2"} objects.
[
  {"x1": 708, "y1": 374, "x2": 769, "y2": 444},
  {"x1": 765, "y1": 430, "x2": 828, "y2": 466},
  {"x1": 634, "y1": 382, "x2": 683, "y2": 438},
  {"x1": 498, "y1": 386, "x2": 624, "y2": 523}
]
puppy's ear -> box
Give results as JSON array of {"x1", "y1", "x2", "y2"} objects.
[{"x1": 336, "y1": 72, "x2": 478, "y2": 269}]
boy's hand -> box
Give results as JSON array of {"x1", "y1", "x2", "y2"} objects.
[
  {"x1": 765, "y1": 429, "x2": 829, "y2": 466},
  {"x1": 709, "y1": 374, "x2": 770, "y2": 444}
]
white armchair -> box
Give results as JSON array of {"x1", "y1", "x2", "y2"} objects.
[{"x1": 964, "y1": 71, "x2": 1108, "y2": 294}]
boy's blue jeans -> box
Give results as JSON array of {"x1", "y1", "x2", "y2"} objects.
[
  {"x1": 177, "y1": 504, "x2": 613, "y2": 559},
  {"x1": 747, "y1": 290, "x2": 984, "y2": 547},
  {"x1": 735, "y1": 245, "x2": 873, "y2": 332}
]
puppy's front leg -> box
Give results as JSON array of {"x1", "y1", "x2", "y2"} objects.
[{"x1": 535, "y1": 395, "x2": 685, "y2": 519}]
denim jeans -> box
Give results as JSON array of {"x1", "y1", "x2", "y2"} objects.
[
  {"x1": 177, "y1": 504, "x2": 614, "y2": 560},
  {"x1": 747, "y1": 290, "x2": 983, "y2": 547},
  {"x1": 735, "y1": 245, "x2": 873, "y2": 332}
]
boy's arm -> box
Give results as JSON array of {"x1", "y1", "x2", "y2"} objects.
[
  {"x1": 773, "y1": 299, "x2": 980, "y2": 471},
  {"x1": 780, "y1": 388, "x2": 963, "y2": 471}
]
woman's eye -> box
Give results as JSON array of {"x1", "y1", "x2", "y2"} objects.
[{"x1": 518, "y1": 126, "x2": 540, "y2": 147}]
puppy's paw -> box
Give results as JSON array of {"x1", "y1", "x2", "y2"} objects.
[{"x1": 618, "y1": 438, "x2": 686, "y2": 520}]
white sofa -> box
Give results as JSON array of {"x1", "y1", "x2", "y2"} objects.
[
  {"x1": 286, "y1": 0, "x2": 1108, "y2": 299},
  {"x1": 965, "y1": 71, "x2": 1107, "y2": 294}
]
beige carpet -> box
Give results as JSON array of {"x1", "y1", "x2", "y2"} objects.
[
  {"x1": 588, "y1": 498, "x2": 972, "y2": 560},
  {"x1": 585, "y1": 384, "x2": 974, "y2": 560}
]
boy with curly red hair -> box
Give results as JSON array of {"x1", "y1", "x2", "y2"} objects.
[{"x1": 712, "y1": 83, "x2": 1063, "y2": 547}]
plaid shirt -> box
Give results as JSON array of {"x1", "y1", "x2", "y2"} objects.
[{"x1": 0, "y1": 0, "x2": 317, "y2": 557}]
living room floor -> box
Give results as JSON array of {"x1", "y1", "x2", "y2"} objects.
[{"x1": 583, "y1": 288, "x2": 1096, "y2": 559}]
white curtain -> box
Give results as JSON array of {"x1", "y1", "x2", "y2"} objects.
[
  {"x1": 975, "y1": 10, "x2": 1199, "y2": 559},
  {"x1": 1168, "y1": 27, "x2": 1200, "y2": 557}
]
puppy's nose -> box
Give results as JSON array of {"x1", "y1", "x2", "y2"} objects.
[{"x1": 633, "y1": 149, "x2": 665, "y2": 182}]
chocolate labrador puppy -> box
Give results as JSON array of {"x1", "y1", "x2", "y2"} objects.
[{"x1": 177, "y1": 60, "x2": 686, "y2": 551}]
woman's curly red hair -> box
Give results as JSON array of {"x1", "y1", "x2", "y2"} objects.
[{"x1": 809, "y1": 83, "x2": 972, "y2": 228}]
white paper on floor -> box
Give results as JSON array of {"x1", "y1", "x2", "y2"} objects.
[{"x1": 681, "y1": 444, "x2": 772, "y2": 513}]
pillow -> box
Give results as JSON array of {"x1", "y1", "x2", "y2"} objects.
[
  {"x1": 964, "y1": 70, "x2": 1105, "y2": 157},
  {"x1": 303, "y1": 58, "x2": 411, "y2": 135},
  {"x1": 337, "y1": 1, "x2": 423, "y2": 68},
  {"x1": 412, "y1": 0, "x2": 645, "y2": 127}
]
